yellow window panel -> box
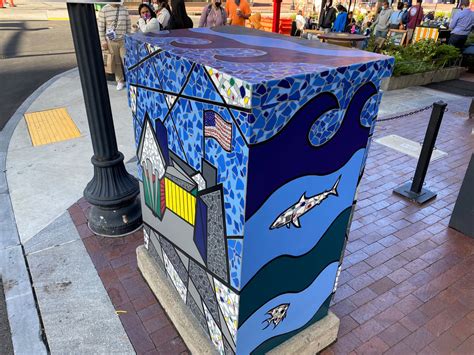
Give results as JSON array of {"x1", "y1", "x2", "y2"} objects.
[{"x1": 164, "y1": 178, "x2": 196, "y2": 225}]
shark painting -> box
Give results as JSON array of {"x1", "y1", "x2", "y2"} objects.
[{"x1": 270, "y1": 176, "x2": 342, "y2": 230}]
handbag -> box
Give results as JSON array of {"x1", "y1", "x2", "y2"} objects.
[{"x1": 102, "y1": 49, "x2": 114, "y2": 74}]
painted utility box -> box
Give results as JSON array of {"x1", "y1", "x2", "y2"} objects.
[{"x1": 125, "y1": 27, "x2": 393, "y2": 354}]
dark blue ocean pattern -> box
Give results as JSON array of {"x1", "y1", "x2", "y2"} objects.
[
  {"x1": 241, "y1": 149, "x2": 365, "y2": 288},
  {"x1": 237, "y1": 262, "x2": 338, "y2": 353},
  {"x1": 237, "y1": 207, "x2": 351, "y2": 353},
  {"x1": 245, "y1": 82, "x2": 377, "y2": 221}
]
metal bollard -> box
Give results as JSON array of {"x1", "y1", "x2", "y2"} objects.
[
  {"x1": 469, "y1": 98, "x2": 474, "y2": 119},
  {"x1": 393, "y1": 101, "x2": 447, "y2": 205}
]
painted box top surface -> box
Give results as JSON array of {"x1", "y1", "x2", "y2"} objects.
[{"x1": 129, "y1": 26, "x2": 393, "y2": 84}]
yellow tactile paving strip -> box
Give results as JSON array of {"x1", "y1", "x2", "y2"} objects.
[{"x1": 24, "y1": 108, "x2": 81, "y2": 147}]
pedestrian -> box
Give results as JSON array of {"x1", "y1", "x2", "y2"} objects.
[
  {"x1": 199, "y1": 0, "x2": 227, "y2": 27},
  {"x1": 373, "y1": 0, "x2": 393, "y2": 38},
  {"x1": 346, "y1": 18, "x2": 360, "y2": 34},
  {"x1": 400, "y1": 2, "x2": 409, "y2": 29},
  {"x1": 449, "y1": 0, "x2": 473, "y2": 49},
  {"x1": 98, "y1": 2, "x2": 131, "y2": 91},
  {"x1": 133, "y1": 3, "x2": 160, "y2": 33},
  {"x1": 295, "y1": 10, "x2": 306, "y2": 35},
  {"x1": 319, "y1": 0, "x2": 336, "y2": 33},
  {"x1": 406, "y1": 0, "x2": 424, "y2": 42},
  {"x1": 347, "y1": 11, "x2": 353, "y2": 23},
  {"x1": 389, "y1": 2, "x2": 404, "y2": 29},
  {"x1": 363, "y1": 21, "x2": 373, "y2": 36},
  {"x1": 226, "y1": 0, "x2": 251, "y2": 26},
  {"x1": 154, "y1": 0, "x2": 171, "y2": 29},
  {"x1": 0, "y1": 0, "x2": 15, "y2": 8},
  {"x1": 168, "y1": 0, "x2": 193, "y2": 29},
  {"x1": 332, "y1": 5, "x2": 348, "y2": 32}
]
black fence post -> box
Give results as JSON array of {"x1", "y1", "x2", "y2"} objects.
[
  {"x1": 393, "y1": 101, "x2": 447, "y2": 205},
  {"x1": 67, "y1": 2, "x2": 142, "y2": 236},
  {"x1": 469, "y1": 98, "x2": 473, "y2": 119}
]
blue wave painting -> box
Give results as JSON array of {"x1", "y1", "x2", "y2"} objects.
[
  {"x1": 241, "y1": 149, "x2": 364, "y2": 288},
  {"x1": 236, "y1": 262, "x2": 339, "y2": 354}
]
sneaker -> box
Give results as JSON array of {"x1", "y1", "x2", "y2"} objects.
[{"x1": 116, "y1": 81, "x2": 125, "y2": 91}]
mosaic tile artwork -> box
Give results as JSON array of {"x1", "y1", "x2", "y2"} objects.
[
  {"x1": 129, "y1": 85, "x2": 137, "y2": 115},
  {"x1": 127, "y1": 26, "x2": 392, "y2": 354},
  {"x1": 163, "y1": 249, "x2": 187, "y2": 303},
  {"x1": 227, "y1": 239, "x2": 242, "y2": 289},
  {"x1": 203, "y1": 302, "x2": 225, "y2": 353},
  {"x1": 139, "y1": 120, "x2": 166, "y2": 180},
  {"x1": 192, "y1": 173, "x2": 206, "y2": 191},
  {"x1": 206, "y1": 66, "x2": 252, "y2": 109},
  {"x1": 187, "y1": 290, "x2": 209, "y2": 331},
  {"x1": 160, "y1": 236, "x2": 188, "y2": 287},
  {"x1": 143, "y1": 227, "x2": 150, "y2": 250},
  {"x1": 224, "y1": 338, "x2": 234, "y2": 355},
  {"x1": 138, "y1": 120, "x2": 167, "y2": 218},
  {"x1": 332, "y1": 264, "x2": 343, "y2": 293},
  {"x1": 147, "y1": 231, "x2": 166, "y2": 273},
  {"x1": 309, "y1": 110, "x2": 344, "y2": 147},
  {"x1": 214, "y1": 278, "x2": 239, "y2": 343},
  {"x1": 200, "y1": 190, "x2": 228, "y2": 282},
  {"x1": 189, "y1": 260, "x2": 221, "y2": 325}
]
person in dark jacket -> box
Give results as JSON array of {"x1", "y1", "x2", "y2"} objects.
[
  {"x1": 319, "y1": 0, "x2": 336, "y2": 32},
  {"x1": 168, "y1": 0, "x2": 193, "y2": 29}
]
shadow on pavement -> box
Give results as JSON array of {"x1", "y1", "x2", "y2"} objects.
[{"x1": 0, "y1": 20, "x2": 76, "y2": 130}]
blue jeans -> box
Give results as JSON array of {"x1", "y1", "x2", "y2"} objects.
[{"x1": 375, "y1": 30, "x2": 388, "y2": 38}]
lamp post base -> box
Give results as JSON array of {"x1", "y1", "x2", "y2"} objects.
[
  {"x1": 393, "y1": 182, "x2": 437, "y2": 205},
  {"x1": 83, "y1": 152, "x2": 142, "y2": 237},
  {"x1": 88, "y1": 196, "x2": 143, "y2": 237}
]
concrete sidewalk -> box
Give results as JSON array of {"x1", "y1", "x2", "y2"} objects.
[
  {"x1": 1, "y1": 65, "x2": 473, "y2": 353},
  {"x1": 0, "y1": 0, "x2": 69, "y2": 21}
]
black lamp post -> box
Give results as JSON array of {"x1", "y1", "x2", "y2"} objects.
[{"x1": 67, "y1": 1, "x2": 142, "y2": 236}]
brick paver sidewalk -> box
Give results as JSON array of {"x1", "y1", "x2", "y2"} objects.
[
  {"x1": 68, "y1": 200, "x2": 188, "y2": 355},
  {"x1": 70, "y1": 96, "x2": 473, "y2": 354},
  {"x1": 325, "y1": 97, "x2": 474, "y2": 354}
]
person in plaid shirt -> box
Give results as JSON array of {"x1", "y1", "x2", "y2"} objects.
[{"x1": 98, "y1": 3, "x2": 131, "y2": 90}]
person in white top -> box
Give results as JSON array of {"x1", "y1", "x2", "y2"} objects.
[
  {"x1": 295, "y1": 10, "x2": 306, "y2": 36},
  {"x1": 133, "y1": 3, "x2": 160, "y2": 33},
  {"x1": 153, "y1": 0, "x2": 171, "y2": 29}
]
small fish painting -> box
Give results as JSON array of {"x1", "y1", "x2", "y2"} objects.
[{"x1": 262, "y1": 303, "x2": 290, "y2": 330}]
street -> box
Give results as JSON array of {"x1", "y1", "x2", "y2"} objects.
[
  {"x1": 0, "y1": 20, "x2": 76, "y2": 129},
  {"x1": 0, "y1": 16, "x2": 75, "y2": 353}
]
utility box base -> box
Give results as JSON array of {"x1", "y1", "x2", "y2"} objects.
[{"x1": 137, "y1": 245, "x2": 339, "y2": 355}]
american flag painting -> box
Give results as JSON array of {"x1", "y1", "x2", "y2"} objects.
[{"x1": 204, "y1": 110, "x2": 232, "y2": 152}]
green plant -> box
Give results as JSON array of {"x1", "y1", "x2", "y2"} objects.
[
  {"x1": 355, "y1": 13, "x2": 365, "y2": 23},
  {"x1": 434, "y1": 11, "x2": 448, "y2": 19},
  {"x1": 434, "y1": 44, "x2": 462, "y2": 66},
  {"x1": 379, "y1": 39, "x2": 461, "y2": 76}
]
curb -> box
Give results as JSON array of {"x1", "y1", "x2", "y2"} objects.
[{"x1": 0, "y1": 67, "x2": 79, "y2": 355}]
